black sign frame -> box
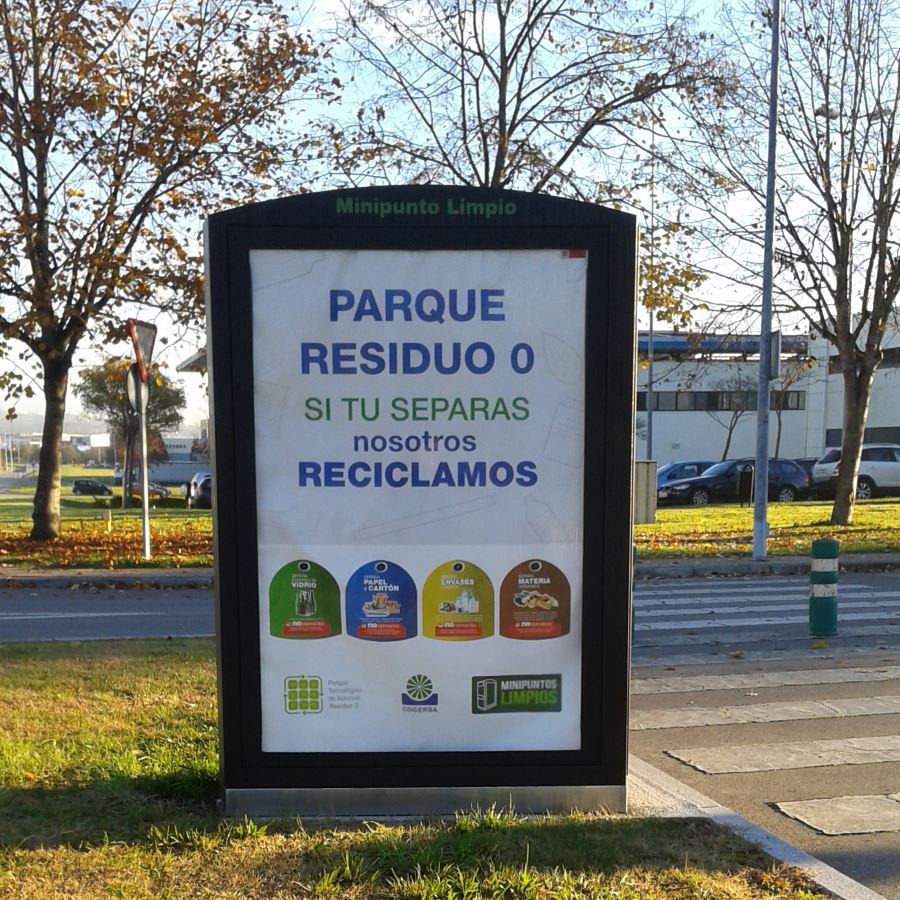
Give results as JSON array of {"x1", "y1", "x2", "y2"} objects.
[{"x1": 205, "y1": 186, "x2": 636, "y2": 813}]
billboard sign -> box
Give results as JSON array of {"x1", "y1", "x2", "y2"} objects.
[{"x1": 205, "y1": 186, "x2": 636, "y2": 817}]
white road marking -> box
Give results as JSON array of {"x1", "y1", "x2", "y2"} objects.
[
  {"x1": 668, "y1": 735, "x2": 900, "y2": 774},
  {"x1": 632, "y1": 695, "x2": 900, "y2": 730},
  {"x1": 634, "y1": 582, "x2": 873, "y2": 600},
  {"x1": 634, "y1": 598, "x2": 898, "y2": 619},
  {"x1": 0, "y1": 611, "x2": 174, "y2": 620},
  {"x1": 633, "y1": 646, "x2": 900, "y2": 668},
  {"x1": 634, "y1": 610, "x2": 900, "y2": 632}
]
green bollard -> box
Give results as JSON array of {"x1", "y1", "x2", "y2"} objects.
[{"x1": 809, "y1": 538, "x2": 839, "y2": 636}]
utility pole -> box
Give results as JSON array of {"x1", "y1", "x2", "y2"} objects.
[
  {"x1": 646, "y1": 116, "x2": 657, "y2": 461},
  {"x1": 126, "y1": 319, "x2": 157, "y2": 561}
]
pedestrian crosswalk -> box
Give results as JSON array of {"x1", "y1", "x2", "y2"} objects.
[
  {"x1": 666, "y1": 735, "x2": 900, "y2": 775},
  {"x1": 631, "y1": 664, "x2": 900, "y2": 694},
  {"x1": 631, "y1": 574, "x2": 900, "y2": 849},
  {"x1": 632, "y1": 575, "x2": 900, "y2": 666},
  {"x1": 632, "y1": 694, "x2": 900, "y2": 730}
]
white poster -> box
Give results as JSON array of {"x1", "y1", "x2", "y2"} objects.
[{"x1": 251, "y1": 249, "x2": 587, "y2": 753}]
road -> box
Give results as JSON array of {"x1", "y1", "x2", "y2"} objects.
[
  {"x1": 631, "y1": 571, "x2": 900, "y2": 900},
  {"x1": 0, "y1": 584, "x2": 214, "y2": 641}
]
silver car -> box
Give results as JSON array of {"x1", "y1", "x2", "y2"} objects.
[
  {"x1": 811, "y1": 448, "x2": 841, "y2": 492},
  {"x1": 833, "y1": 443, "x2": 900, "y2": 499}
]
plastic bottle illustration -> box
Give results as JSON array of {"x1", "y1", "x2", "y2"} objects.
[{"x1": 422, "y1": 560, "x2": 494, "y2": 641}]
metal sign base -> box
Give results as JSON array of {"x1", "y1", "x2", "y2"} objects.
[{"x1": 223, "y1": 784, "x2": 626, "y2": 818}]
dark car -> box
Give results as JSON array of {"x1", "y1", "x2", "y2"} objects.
[
  {"x1": 130, "y1": 482, "x2": 170, "y2": 501},
  {"x1": 71, "y1": 478, "x2": 112, "y2": 496},
  {"x1": 656, "y1": 460, "x2": 716, "y2": 489},
  {"x1": 657, "y1": 457, "x2": 810, "y2": 506},
  {"x1": 793, "y1": 457, "x2": 818, "y2": 478},
  {"x1": 189, "y1": 475, "x2": 212, "y2": 509}
]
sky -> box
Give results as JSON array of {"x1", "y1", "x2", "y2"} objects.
[
  {"x1": 3, "y1": 321, "x2": 209, "y2": 437},
  {"x1": 0, "y1": 0, "x2": 811, "y2": 438}
]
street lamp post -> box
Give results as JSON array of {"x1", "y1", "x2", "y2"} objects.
[{"x1": 753, "y1": 0, "x2": 782, "y2": 561}]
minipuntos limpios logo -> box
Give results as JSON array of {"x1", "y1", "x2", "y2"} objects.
[{"x1": 472, "y1": 674, "x2": 561, "y2": 713}]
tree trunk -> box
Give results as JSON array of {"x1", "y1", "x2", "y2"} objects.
[
  {"x1": 721, "y1": 412, "x2": 740, "y2": 460},
  {"x1": 31, "y1": 357, "x2": 69, "y2": 540},
  {"x1": 122, "y1": 435, "x2": 131, "y2": 509},
  {"x1": 123, "y1": 432, "x2": 138, "y2": 508},
  {"x1": 831, "y1": 363, "x2": 875, "y2": 525}
]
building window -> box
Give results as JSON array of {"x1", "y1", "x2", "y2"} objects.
[
  {"x1": 657, "y1": 392, "x2": 677, "y2": 410},
  {"x1": 882, "y1": 347, "x2": 900, "y2": 368},
  {"x1": 717, "y1": 391, "x2": 756, "y2": 411},
  {"x1": 826, "y1": 425, "x2": 900, "y2": 446},
  {"x1": 637, "y1": 389, "x2": 793, "y2": 412},
  {"x1": 771, "y1": 390, "x2": 807, "y2": 410}
]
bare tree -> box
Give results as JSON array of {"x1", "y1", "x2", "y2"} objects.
[
  {"x1": 771, "y1": 357, "x2": 815, "y2": 457},
  {"x1": 705, "y1": 370, "x2": 756, "y2": 461},
  {"x1": 329, "y1": 0, "x2": 727, "y2": 324},
  {"x1": 676, "y1": 0, "x2": 900, "y2": 524}
]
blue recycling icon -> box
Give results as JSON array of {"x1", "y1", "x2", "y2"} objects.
[{"x1": 345, "y1": 559, "x2": 418, "y2": 642}]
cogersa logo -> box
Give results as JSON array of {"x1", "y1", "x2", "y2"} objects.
[
  {"x1": 472, "y1": 674, "x2": 561, "y2": 713},
  {"x1": 402, "y1": 674, "x2": 438, "y2": 710}
]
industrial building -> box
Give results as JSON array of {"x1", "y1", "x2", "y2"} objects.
[{"x1": 637, "y1": 329, "x2": 900, "y2": 465}]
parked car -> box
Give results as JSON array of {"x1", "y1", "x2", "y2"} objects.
[
  {"x1": 131, "y1": 481, "x2": 170, "y2": 500},
  {"x1": 657, "y1": 457, "x2": 810, "y2": 506},
  {"x1": 831, "y1": 443, "x2": 900, "y2": 499},
  {"x1": 811, "y1": 448, "x2": 842, "y2": 495},
  {"x1": 189, "y1": 475, "x2": 212, "y2": 509},
  {"x1": 793, "y1": 457, "x2": 818, "y2": 479},
  {"x1": 71, "y1": 478, "x2": 112, "y2": 496},
  {"x1": 182, "y1": 469, "x2": 210, "y2": 499},
  {"x1": 656, "y1": 460, "x2": 716, "y2": 489}
]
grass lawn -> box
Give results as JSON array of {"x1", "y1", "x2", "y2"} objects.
[
  {"x1": 636, "y1": 498, "x2": 900, "y2": 559},
  {"x1": 0, "y1": 468, "x2": 212, "y2": 568},
  {"x1": 1, "y1": 467, "x2": 897, "y2": 567},
  {"x1": 0, "y1": 639, "x2": 825, "y2": 899}
]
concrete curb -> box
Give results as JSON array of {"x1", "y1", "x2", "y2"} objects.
[
  {"x1": 635, "y1": 553, "x2": 900, "y2": 581},
  {"x1": 0, "y1": 568, "x2": 213, "y2": 589},
  {"x1": 629, "y1": 756, "x2": 887, "y2": 900}
]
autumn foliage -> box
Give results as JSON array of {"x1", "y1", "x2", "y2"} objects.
[
  {"x1": 0, "y1": 517, "x2": 212, "y2": 568},
  {"x1": 0, "y1": 0, "x2": 337, "y2": 540}
]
